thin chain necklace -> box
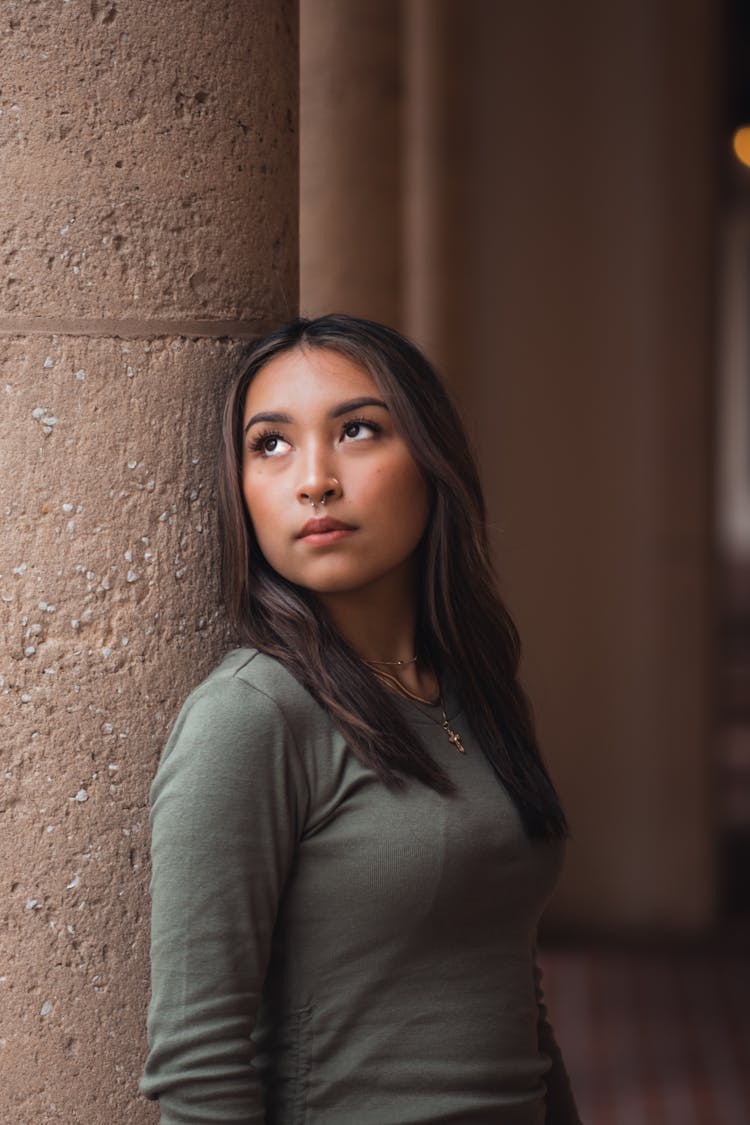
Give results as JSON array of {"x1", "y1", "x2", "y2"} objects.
[{"x1": 365, "y1": 662, "x2": 466, "y2": 754}]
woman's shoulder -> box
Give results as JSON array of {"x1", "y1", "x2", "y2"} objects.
[
  {"x1": 210, "y1": 646, "x2": 305, "y2": 695},
  {"x1": 169, "y1": 646, "x2": 331, "y2": 751},
  {"x1": 150, "y1": 648, "x2": 314, "y2": 831},
  {"x1": 191, "y1": 646, "x2": 319, "y2": 714}
]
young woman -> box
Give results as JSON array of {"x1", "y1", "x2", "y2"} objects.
[{"x1": 139, "y1": 314, "x2": 581, "y2": 1124}]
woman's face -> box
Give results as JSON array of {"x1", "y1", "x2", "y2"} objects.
[{"x1": 241, "y1": 346, "x2": 431, "y2": 598}]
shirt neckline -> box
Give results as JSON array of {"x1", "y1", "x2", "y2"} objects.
[{"x1": 389, "y1": 669, "x2": 462, "y2": 727}]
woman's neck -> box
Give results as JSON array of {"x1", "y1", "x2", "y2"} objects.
[{"x1": 315, "y1": 562, "x2": 439, "y2": 699}]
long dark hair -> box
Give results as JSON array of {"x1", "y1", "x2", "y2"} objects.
[{"x1": 217, "y1": 314, "x2": 568, "y2": 840}]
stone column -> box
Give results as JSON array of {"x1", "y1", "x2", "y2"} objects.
[
  {"x1": 300, "y1": 0, "x2": 404, "y2": 326},
  {"x1": 404, "y1": 0, "x2": 717, "y2": 934},
  {"x1": 0, "y1": 3, "x2": 298, "y2": 1122}
]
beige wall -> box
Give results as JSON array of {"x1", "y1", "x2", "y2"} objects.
[
  {"x1": 303, "y1": 0, "x2": 718, "y2": 934},
  {"x1": 0, "y1": 3, "x2": 298, "y2": 1121},
  {"x1": 301, "y1": 0, "x2": 404, "y2": 326}
]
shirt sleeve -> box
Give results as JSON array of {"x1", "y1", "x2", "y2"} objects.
[
  {"x1": 533, "y1": 946, "x2": 583, "y2": 1125},
  {"x1": 139, "y1": 675, "x2": 310, "y2": 1124}
]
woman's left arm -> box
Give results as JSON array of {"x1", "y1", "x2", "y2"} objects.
[{"x1": 533, "y1": 947, "x2": 583, "y2": 1125}]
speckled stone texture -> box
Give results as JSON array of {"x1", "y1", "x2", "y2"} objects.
[
  {"x1": 0, "y1": 1, "x2": 298, "y2": 1121},
  {"x1": 0, "y1": 338, "x2": 247, "y2": 1124},
  {"x1": 0, "y1": 0, "x2": 297, "y2": 321}
]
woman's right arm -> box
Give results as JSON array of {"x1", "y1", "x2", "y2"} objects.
[{"x1": 139, "y1": 675, "x2": 309, "y2": 1124}]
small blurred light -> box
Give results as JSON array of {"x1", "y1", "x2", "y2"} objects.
[{"x1": 732, "y1": 126, "x2": 750, "y2": 167}]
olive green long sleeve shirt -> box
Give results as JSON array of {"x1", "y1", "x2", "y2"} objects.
[{"x1": 140, "y1": 648, "x2": 581, "y2": 1124}]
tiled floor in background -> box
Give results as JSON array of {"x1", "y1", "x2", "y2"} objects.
[{"x1": 538, "y1": 943, "x2": 750, "y2": 1125}]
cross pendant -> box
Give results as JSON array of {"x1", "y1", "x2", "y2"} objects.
[{"x1": 443, "y1": 720, "x2": 465, "y2": 753}]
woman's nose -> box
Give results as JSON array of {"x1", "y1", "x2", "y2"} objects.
[
  {"x1": 297, "y1": 475, "x2": 343, "y2": 507},
  {"x1": 296, "y1": 446, "x2": 343, "y2": 507}
]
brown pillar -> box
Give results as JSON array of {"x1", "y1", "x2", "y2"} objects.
[
  {"x1": 405, "y1": 0, "x2": 717, "y2": 934},
  {"x1": 0, "y1": 3, "x2": 298, "y2": 1121},
  {"x1": 404, "y1": 0, "x2": 469, "y2": 377},
  {"x1": 300, "y1": 0, "x2": 404, "y2": 326}
]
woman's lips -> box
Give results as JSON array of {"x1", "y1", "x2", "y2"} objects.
[
  {"x1": 300, "y1": 527, "x2": 356, "y2": 546},
  {"x1": 297, "y1": 516, "x2": 357, "y2": 539}
]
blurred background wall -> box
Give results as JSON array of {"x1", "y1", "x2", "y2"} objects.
[{"x1": 302, "y1": 0, "x2": 750, "y2": 939}]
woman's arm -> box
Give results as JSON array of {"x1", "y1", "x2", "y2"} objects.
[
  {"x1": 139, "y1": 675, "x2": 309, "y2": 1124},
  {"x1": 533, "y1": 947, "x2": 583, "y2": 1125}
]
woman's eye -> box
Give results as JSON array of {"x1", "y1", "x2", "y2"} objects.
[
  {"x1": 342, "y1": 419, "x2": 381, "y2": 441},
  {"x1": 250, "y1": 431, "x2": 290, "y2": 456}
]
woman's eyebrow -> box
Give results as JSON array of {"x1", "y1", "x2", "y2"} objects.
[
  {"x1": 244, "y1": 397, "x2": 389, "y2": 434},
  {"x1": 330, "y1": 396, "x2": 389, "y2": 418}
]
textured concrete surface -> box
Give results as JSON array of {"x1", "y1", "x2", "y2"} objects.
[
  {"x1": 0, "y1": 1, "x2": 298, "y2": 1120},
  {"x1": 0, "y1": 336, "x2": 247, "y2": 1123},
  {"x1": 1, "y1": 1, "x2": 297, "y2": 321}
]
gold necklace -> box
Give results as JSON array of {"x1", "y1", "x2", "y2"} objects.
[{"x1": 366, "y1": 663, "x2": 466, "y2": 754}]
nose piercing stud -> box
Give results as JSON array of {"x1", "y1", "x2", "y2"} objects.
[{"x1": 307, "y1": 478, "x2": 339, "y2": 508}]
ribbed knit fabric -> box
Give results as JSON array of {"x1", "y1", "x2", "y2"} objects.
[{"x1": 139, "y1": 648, "x2": 581, "y2": 1124}]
